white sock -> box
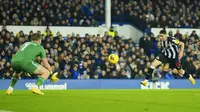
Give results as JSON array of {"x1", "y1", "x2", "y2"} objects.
[{"x1": 8, "y1": 86, "x2": 13, "y2": 91}]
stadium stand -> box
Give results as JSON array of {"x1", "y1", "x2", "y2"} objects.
[
  {"x1": 0, "y1": 27, "x2": 200, "y2": 79},
  {"x1": 112, "y1": 0, "x2": 200, "y2": 31},
  {"x1": 0, "y1": 0, "x2": 200, "y2": 79},
  {"x1": 0, "y1": 0, "x2": 103, "y2": 26},
  {"x1": 2, "y1": 0, "x2": 200, "y2": 28}
]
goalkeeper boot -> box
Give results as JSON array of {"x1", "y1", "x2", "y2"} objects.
[
  {"x1": 141, "y1": 79, "x2": 148, "y2": 86},
  {"x1": 6, "y1": 87, "x2": 13, "y2": 95},
  {"x1": 189, "y1": 74, "x2": 195, "y2": 85},
  {"x1": 30, "y1": 87, "x2": 44, "y2": 95}
]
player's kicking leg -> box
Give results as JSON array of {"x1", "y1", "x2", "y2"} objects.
[
  {"x1": 177, "y1": 69, "x2": 195, "y2": 84},
  {"x1": 175, "y1": 60, "x2": 195, "y2": 84},
  {"x1": 6, "y1": 72, "x2": 22, "y2": 95},
  {"x1": 188, "y1": 74, "x2": 195, "y2": 84},
  {"x1": 141, "y1": 58, "x2": 162, "y2": 86}
]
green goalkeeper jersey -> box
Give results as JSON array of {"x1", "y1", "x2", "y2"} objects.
[{"x1": 12, "y1": 41, "x2": 46, "y2": 62}]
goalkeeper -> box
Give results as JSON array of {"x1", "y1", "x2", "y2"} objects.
[{"x1": 6, "y1": 33, "x2": 59, "y2": 95}]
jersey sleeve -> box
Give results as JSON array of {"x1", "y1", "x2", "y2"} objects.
[
  {"x1": 40, "y1": 46, "x2": 46, "y2": 58},
  {"x1": 169, "y1": 37, "x2": 180, "y2": 45}
]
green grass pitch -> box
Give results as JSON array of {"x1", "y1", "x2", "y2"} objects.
[{"x1": 0, "y1": 90, "x2": 200, "y2": 112}]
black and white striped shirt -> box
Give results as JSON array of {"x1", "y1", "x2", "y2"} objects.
[{"x1": 160, "y1": 37, "x2": 179, "y2": 59}]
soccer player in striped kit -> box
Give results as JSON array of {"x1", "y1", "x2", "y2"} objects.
[{"x1": 141, "y1": 29, "x2": 195, "y2": 86}]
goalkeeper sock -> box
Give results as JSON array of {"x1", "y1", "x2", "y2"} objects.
[
  {"x1": 10, "y1": 74, "x2": 18, "y2": 88},
  {"x1": 36, "y1": 77, "x2": 45, "y2": 87}
]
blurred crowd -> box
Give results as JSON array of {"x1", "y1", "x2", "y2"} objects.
[
  {"x1": 112, "y1": 0, "x2": 200, "y2": 29},
  {"x1": 0, "y1": 0, "x2": 200, "y2": 80},
  {"x1": 0, "y1": 26, "x2": 200, "y2": 79},
  {"x1": 1, "y1": 0, "x2": 200, "y2": 29},
  {"x1": 0, "y1": 0, "x2": 103, "y2": 26}
]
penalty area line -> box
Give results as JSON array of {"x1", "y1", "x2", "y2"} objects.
[{"x1": 0, "y1": 110, "x2": 14, "y2": 112}]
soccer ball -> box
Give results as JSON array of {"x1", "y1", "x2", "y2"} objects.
[{"x1": 108, "y1": 54, "x2": 119, "y2": 64}]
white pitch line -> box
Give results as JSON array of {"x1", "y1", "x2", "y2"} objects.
[{"x1": 0, "y1": 110, "x2": 14, "y2": 112}]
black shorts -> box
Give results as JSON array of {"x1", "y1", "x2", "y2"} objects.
[{"x1": 156, "y1": 54, "x2": 182, "y2": 70}]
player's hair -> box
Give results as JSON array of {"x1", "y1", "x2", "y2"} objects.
[
  {"x1": 31, "y1": 33, "x2": 42, "y2": 41},
  {"x1": 159, "y1": 29, "x2": 167, "y2": 35}
]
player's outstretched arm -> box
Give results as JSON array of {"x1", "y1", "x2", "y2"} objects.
[
  {"x1": 42, "y1": 58, "x2": 59, "y2": 83},
  {"x1": 42, "y1": 58, "x2": 52, "y2": 73}
]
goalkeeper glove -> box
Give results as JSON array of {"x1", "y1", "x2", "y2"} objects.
[{"x1": 50, "y1": 72, "x2": 59, "y2": 83}]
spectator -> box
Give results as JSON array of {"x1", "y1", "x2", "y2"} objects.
[
  {"x1": 155, "y1": 66, "x2": 163, "y2": 79},
  {"x1": 0, "y1": 65, "x2": 3, "y2": 79},
  {"x1": 174, "y1": 29, "x2": 182, "y2": 40},
  {"x1": 79, "y1": 61, "x2": 87, "y2": 75},
  {"x1": 165, "y1": 69, "x2": 175, "y2": 79},
  {"x1": 93, "y1": 71, "x2": 99, "y2": 79},
  {"x1": 43, "y1": 26, "x2": 54, "y2": 37},
  {"x1": 143, "y1": 68, "x2": 150, "y2": 79},
  {"x1": 139, "y1": 34, "x2": 154, "y2": 56},
  {"x1": 134, "y1": 69, "x2": 145, "y2": 79},
  {"x1": 190, "y1": 30, "x2": 199, "y2": 40},
  {"x1": 3, "y1": 72, "x2": 11, "y2": 79},
  {"x1": 108, "y1": 26, "x2": 115, "y2": 37},
  {"x1": 71, "y1": 64, "x2": 80, "y2": 79},
  {"x1": 80, "y1": 71, "x2": 90, "y2": 79},
  {"x1": 99, "y1": 70, "x2": 108, "y2": 79},
  {"x1": 60, "y1": 65, "x2": 71, "y2": 79},
  {"x1": 109, "y1": 71, "x2": 118, "y2": 79}
]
